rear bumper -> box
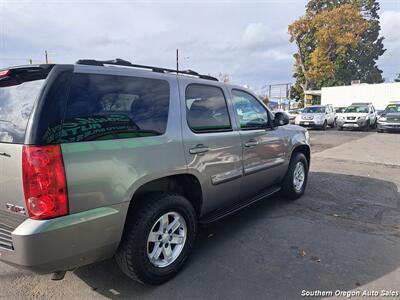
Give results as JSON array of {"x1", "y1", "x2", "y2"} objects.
[{"x1": 0, "y1": 205, "x2": 126, "y2": 273}]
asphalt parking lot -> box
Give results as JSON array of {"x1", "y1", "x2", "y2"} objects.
[{"x1": 0, "y1": 128, "x2": 399, "y2": 299}]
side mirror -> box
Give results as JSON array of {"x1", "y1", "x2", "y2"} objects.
[{"x1": 273, "y1": 112, "x2": 289, "y2": 127}]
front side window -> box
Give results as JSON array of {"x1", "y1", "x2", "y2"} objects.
[
  {"x1": 53, "y1": 73, "x2": 170, "y2": 143},
  {"x1": 232, "y1": 89, "x2": 268, "y2": 129},
  {"x1": 186, "y1": 84, "x2": 231, "y2": 133}
]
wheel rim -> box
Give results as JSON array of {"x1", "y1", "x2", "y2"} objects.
[
  {"x1": 293, "y1": 162, "x2": 305, "y2": 192},
  {"x1": 147, "y1": 211, "x2": 187, "y2": 268}
]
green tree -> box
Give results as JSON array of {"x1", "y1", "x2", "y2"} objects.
[
  {"x1": 289, "y1": 0, "x2": 385, "y2": 97},
  {"x1": 289, "y1": 4, "x2": 368, "y2": 91},
  {"x1": 306, "y1": 0, "x2": 385, "y2": 84}
]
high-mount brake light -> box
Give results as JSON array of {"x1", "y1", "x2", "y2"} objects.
[
  {"x1": 0, "y1": 70, "x2": 10, "y2": 77},
  {"x1": 22, "y1": 145, "x2": 68, "y2": 219}
]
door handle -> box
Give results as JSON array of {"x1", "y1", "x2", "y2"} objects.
[
  {"x1": 189, "y1": 144, "x2": 210, "y2": 154},
  {"x1": 244, "y1": 139, "x2": 259, "y2": 147}
]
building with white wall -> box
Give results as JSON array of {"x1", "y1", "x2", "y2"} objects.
[{"x1": 320, "y1": 82, "x2": 400, "y2": 110}]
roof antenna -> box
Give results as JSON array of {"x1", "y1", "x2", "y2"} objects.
[{"x1": 176, "y1": 48, "x2": 179, "y2": 73}]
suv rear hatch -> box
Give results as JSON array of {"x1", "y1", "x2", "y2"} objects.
[{"x1": 0, "y1": 65, "x2": 52, "y2": 248}]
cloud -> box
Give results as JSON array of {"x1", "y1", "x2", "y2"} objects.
[
  {"x1": 0, "y1": 2, "x2": 397, "y2": 88},
  {"x1": 378, "y1": 10, "x2": 400, "y2": 80},
  {"x1": 381, "y1": 11, "x2": 400, "y2": 46},
  {"x1": 239, "y1": 23, "x2": 289, "y2": 50},
  {"x1": 88, "y1": 36, "x2": 131, "y2": 47}
]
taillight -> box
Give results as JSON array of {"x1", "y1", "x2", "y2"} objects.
[{"x1": 22, "y1": 145, "x2": 68, "y2": 219}]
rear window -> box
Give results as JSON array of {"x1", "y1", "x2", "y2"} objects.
[
  {"x1": 0, "y1": 79, "x2": 45, "y2": 143},
  {"x1": 58, "y1": 73, "x2": 170, "y2": 143}
]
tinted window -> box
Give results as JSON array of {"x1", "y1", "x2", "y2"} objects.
[
  {"x1": 232, "y1": 89, "x2": 268, "y2": 129},
  {"x1": 59, "y1": 73, "x2": 169, "y2": 143},
  {"x1": 186, "y1": 84, "x2": 231, "y2": 132},
  {"x1": 0, "y1": 79, "x2": 45, "y2": 143}
]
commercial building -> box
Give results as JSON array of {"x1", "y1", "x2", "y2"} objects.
[{"x1": 305, "y1": 82, "x2": 400, "y2": 110}]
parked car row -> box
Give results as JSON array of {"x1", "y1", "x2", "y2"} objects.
[{"x1": 290, "y1": 101, "x2": 400, "y2": 133}]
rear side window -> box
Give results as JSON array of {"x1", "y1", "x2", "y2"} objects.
[
  {"x1": 186, "y1": 84, "x2": 231, "y2": 133},
  {"x1": 0, "y1": 79, "x2": 45, "y2": 143},
  {"x1": 60, "y1": 73, "x2": 170, "y2": 143}
]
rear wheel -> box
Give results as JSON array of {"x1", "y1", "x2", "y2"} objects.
[
  {"x1": 116, "y1": 192, "x2": 197, "y2": 285},
  {"x1": 338, "y1": 126, "x2": 343, "y2": 131},
  {"x1": 281, "y1": 152, "x2": 309, "y2": 200}
]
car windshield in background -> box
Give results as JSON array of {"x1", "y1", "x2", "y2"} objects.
[
  {"x1": 303, "y1": 106, "x2": 325, "y2": 113},
  {"x1": 289, "y1": 110, "x2": 299, "y2": 114},
  {"x1": 0, "y1": 79, "x2": 45, "y2": 143},
  {"x1": 344, "y1": 106, "x2": 369, "y2": 113},
  {"x1": 336, "y1": 107, "x2": 346, "y2": 113},
  {"x1": 384, "y1": 104, "x2": 400, "y2": 113}
]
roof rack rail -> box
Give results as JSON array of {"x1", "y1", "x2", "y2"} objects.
[{"x1": 76, "y1": 58, "x2": 218, "y2": 81}]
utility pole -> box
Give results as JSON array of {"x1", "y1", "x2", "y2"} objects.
[
  {"x1": 45, "y1": 50, "x2": 48, "y2": 64},
  {"x1": 176, "y1": 48, "x2": 179, "y2": 72}
]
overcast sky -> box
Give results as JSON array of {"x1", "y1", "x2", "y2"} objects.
[{"x1": 0, "y1": 0, "x2": 399, "y2": 91}]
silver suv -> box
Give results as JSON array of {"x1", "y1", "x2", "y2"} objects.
[
  {"x1": 0, "y1": 59, "x2": 310, "y2": 285},
  {"x1": 295, "y1": 105, "x2": 336, "y2": 130}
]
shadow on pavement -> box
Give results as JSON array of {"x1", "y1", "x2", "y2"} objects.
[{"x1": 75, "y1": 172, "x2": 400, "y2": 299}]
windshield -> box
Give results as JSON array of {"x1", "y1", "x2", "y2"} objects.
[
  {"x1": 0, "y1": 79, "x2": 45, "y2": 143},
  {"x1": 384, "y1": 104, "x2": 400, "y2": 113},
  {"x1": 345, "y1": 106, "x2": 369, "y2": 113},
  {"x1": 302, "y1": 106, "x2": 326, "y2": 113},
  {"x1": 336, "y1": 107, "x2": 346, "y2": 113}
]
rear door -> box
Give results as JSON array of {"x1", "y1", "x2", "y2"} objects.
[
  {"x1": 0, "y1": 70, "x2": 48, "y2": 216},
  {"x1": 180, "y1": 80, "x2": 244, "y2": 214},
  {"x1": 230, "y1": 89, "x2": 287, "y2": 200}
]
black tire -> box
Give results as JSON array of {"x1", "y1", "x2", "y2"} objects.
[
  {"x1": 116, "y1": 192, "x2": 197, "y2": 285},
  {"x1": 330, "y1": 119, "x2": 336, "y2": 128},
  {"x1": 322, "y1": 120, "x2": 327, "y2": 131},
  {"x1": 281, "y1": 152, "x2": 309, "y2": 200},
  {"x1": 377, "y1": 129, "x2": 383, "y2": 133},
  {"x1": 338, "y1": 126, "x2": 343, "y2": 131}
]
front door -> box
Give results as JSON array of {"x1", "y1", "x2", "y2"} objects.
[
  {"x1": 180, "y1": 81, "x2": 243, "y2": 214},
  {"x1": 230, "y1": 89, "x2": 287, "y2": 200}
]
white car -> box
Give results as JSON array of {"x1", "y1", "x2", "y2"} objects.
[
  {"x1": 295, "y1": 105, "x2": 336, "y2": 130},
  {"x1": 337, "y1": 103, "x2": 377, "y2": 131}
]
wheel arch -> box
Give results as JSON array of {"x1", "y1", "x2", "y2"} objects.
[
  {"x1": 291, "y1": 144, "x2": 311, "y2": 168},
  {"x1": 123, "y1": 174, "x2": 203, "y2": 230}
]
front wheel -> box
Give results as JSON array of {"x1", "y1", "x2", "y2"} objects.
[
  {"x1": 116, "y1": 193, "x2": 197, "y2": 285},
  {"x1": 281, "y1": 152, "x2": 309, "y2": 200}
]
